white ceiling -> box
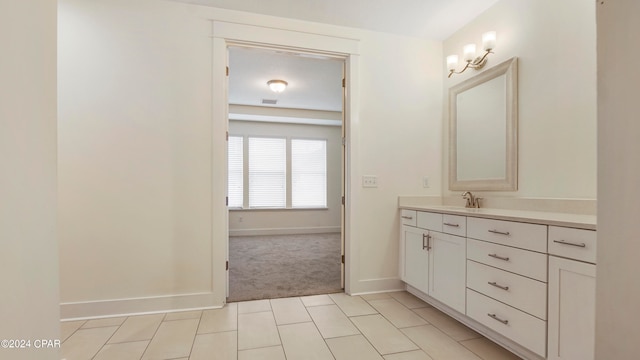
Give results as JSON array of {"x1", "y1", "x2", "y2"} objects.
[
  {"x1": 170, "y1": 0, "x2": 500, "y2": 40},
  {"x1": 228, "y1": 47, "x2": 344, "y2": 112},
  {"x1": 178, "y1": 0, "x2": 500, "y2": 118}
]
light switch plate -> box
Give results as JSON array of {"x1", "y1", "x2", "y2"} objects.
[
  {"x1": 422, "y1": 176, "x2": 430, "y2": 188},
  {"x1": 362, "y1": 175, "x2": 378, "y2": 188}
]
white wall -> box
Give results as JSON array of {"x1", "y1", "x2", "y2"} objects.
[
  {"x1": 228, "y1": 120, "x2": 342, "y2": 236},
  {"x1": 443, "y1": 0, "x2": 597, "y2": 200},
  {"x1": 596, "y1": 2, "x2": 640, "y2": 358},
  {"x1": 353, "y1": 31, "x2": 442, "y2": 287},
  {"x1": 58, "y1": 0, "x2": 442, "y2": 316},
  {"x1": 0, "y1": 1, "x2": 60, "y2": 359},
  {"x1": 58, "y1": 0, "x2": 215, "y2": 316}
]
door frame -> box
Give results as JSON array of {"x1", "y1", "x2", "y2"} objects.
[{"x1": 211, "y1": 21, "x2": 360, "y2": 305}]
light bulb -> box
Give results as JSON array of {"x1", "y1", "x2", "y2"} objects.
[
  {"x1": 482, "y1": 31, "x2": 497, "y2": 51},
  {"x1": 447, "y1": 55, "x2": 459, "y2": 71},
  {"x1": 463, "y1": 44, "x2": 476, "y2": 62},
  {"x1": 267, "y1": 80, "x2": 288, "y2": 93}
]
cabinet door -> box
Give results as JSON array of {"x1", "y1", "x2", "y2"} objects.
[
  {"x1": 429, "y1": 232, "x2": 466, "y2": 313},
  {"x1": 401, "y1": 225, "x2": 429, "y2": 294},
  {"x1": 548, "y1": 256, "x2": 596, "y2": 360}
]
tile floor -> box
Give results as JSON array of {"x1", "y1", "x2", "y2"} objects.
[{"x1": 60, "y1": 291, "x2": 521, "y2": 360}]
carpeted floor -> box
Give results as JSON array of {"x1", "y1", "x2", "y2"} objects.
[{"x1": 227, "y1": 233, "x2": 343, "y2": 302}]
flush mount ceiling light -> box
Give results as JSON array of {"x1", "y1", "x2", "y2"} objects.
[
  {"x1": 267, "y1": 79, "x2": 288, "y2": 93},
  {"x1": 447, "y1": 31, "x2": 497, "y2": 78}
]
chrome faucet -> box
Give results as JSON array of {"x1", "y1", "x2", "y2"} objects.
[{"x1": 462, "y1": 191, "x2": 481, "y2": 208}]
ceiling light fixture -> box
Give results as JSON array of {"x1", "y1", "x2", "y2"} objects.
[
  {"x1": 267, "y1": 79, "x2": 288, "y2": 93},
  {"x1": 447, "y1": 31, "x2": 496, "y2": 78}
]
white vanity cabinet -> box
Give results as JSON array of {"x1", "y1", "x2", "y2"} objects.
[
  {"x1": 399, "y1": 210, "x2": 467, "y2": 313},
  {"x1": 400, "y1": 209, "x2": 430, "y2": 294},
  {"x1": 465, "y1": 217, "x2": 548, "y2": 358},
  {"x1": 401, "y1": 224, "x2": 429, "y2": 294},
  {"x1": 429, "y1": 228, "x2": 466, "y2": 314},
  {"x1": 547, "y1": 227, "x2": 596, "y2": 360},
  {"x1": 398, "y1": 205, "x2": 596, "y2": 360}
]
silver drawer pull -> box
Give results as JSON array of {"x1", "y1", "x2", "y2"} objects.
[
  {"x1": 401, "y1": 215, "x2": 414, "y2": 220},
  {"x1": 422, "y1": 233, "x2": 431, "y2": 250},
  {"x1": 443, "y1": 222, "x2": 460, "y2": 227},
  {"x1": 488, "y1": 253, "x2": 510, "y2": 261},
  {"x1": 488, "y1": 229, "x2": 510, "y2": 236},
  {"x1": 487, "y1": 313, "x2": 509, "y2": 325},
  {"x1": 488, "y1": 281, "x2": 509, "y2": 291},
  {"x1": 553, "y1": 239, "x2": 586, "y2": 248}
]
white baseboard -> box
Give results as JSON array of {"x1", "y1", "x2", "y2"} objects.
[
  {"x1": 60, "y1": 292, "x2": 222, "y2": 320},
  {"x1": 229, "y1": 226, "x2": 341, "y2": 237},
  {"x1": 349, "y1": 277, "x2": 405, "y2": 295}
]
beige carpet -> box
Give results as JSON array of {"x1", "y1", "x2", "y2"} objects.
[{"x1": 227, "y1": 233, "x2": 342, "y2": 302}]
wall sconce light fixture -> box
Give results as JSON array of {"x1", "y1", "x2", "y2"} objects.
[
  {"x1": 447, "y1": 31, "x2": 496, "y2": 78},
  {"x1": 267, "y1": 79, "x2": 288, "y2": 93}
]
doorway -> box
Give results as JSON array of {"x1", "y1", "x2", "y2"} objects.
[{"x1": 225, "y1": 46, "x2": 346, "y2": 301}]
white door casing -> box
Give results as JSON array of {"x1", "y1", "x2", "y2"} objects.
[{"x1": 212, "y1": 21, "x2": 360, "y2": 305}]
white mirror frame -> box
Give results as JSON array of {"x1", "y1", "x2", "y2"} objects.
[{"x1": 449, "y1": 57, "x2": 518, "y2": 191}]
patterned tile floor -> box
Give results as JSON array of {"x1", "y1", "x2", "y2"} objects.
[{"x1": 60, "y1": 291, "x2": 521, "y2": 360}]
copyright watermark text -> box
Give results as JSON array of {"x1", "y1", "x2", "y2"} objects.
[{"x1": 1, "y1": 339, "x2": 61, "y2": 349}]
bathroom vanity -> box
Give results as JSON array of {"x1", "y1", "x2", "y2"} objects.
[{"x1": 398, "y1": 204, "x2": 596, "y2": 360}]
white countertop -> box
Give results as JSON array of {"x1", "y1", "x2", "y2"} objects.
[{"x1": 400, "y1": 204, "x2": 596, "y2": 230}]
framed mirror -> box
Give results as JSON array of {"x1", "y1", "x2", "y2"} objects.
[{"x1": 449, "y1": 57, "x2": 518, "y2": 191}]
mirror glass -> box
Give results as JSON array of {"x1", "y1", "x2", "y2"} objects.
[{"x1": 449, "y1": 57, "x2": 518, "y2": 191}]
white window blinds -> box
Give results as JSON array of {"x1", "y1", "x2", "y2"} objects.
[
  {"x1": 292, "y1": 139, "x2": 327, "y2": 208},
  {"x1": 227, "y1": 136, "x2": 243, "y2": 208},
  {"x1": 249, "y1": 137, "x2": 286, "y2": 208}
]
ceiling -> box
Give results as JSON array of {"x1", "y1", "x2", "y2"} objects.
[
  {"x1": 178, "y1": 0, "x2": 500, "y2": 121},
  {"x1": 228, "y1": 47, "x2": 344, "y2": 113},
  {"x1": 169, "y1": 0, "x2": 500, "y2": 40}
]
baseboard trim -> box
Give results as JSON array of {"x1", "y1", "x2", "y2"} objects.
[
  {"x1": 229, "y1": 226, "x2": 341, "y2": 237},
  {"x1": 60, "y1": 292, "x2": 222, "y2": 320},
  {"x1": 349, "y1": 277, "x2": 405, "y2": 295}
]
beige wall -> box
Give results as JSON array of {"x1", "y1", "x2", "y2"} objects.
[
  {"x1": 228, "y1": 120, "x2": 342, "y2": 236},
  {"x1": 596, "y1": 1, "x2": 640, "y2": 358},
  {"x1": 443, "y1": 0, "x2": 597, "y2": 199},
  {"x1": 58, "y1": 0, "x2": 442, "y2": 316},
  {"x1": 0, "y1": 1, "x2": 60, "y2": 358}
]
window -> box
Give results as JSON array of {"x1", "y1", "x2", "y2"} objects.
[
  {"x1": 227, "y1": 136, "x2": 243, "y2": 208},
  {"x1": 248, "y1": 137, "x2": 286, "y2": 208},
  {"x1": 228, "y1": 136, "x2": 328, "y2": 209},
  {"x1": 292, "y1": 139, "x2": 327, "y2": 208}
]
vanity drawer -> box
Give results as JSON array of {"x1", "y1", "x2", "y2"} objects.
[
  {"x1": 401, "y1": 209, "x2": 417, "y2": 226},
  {"x1": 467, "y1": 260, "x2": 547, "y2": 320},
  {"x1": 417, "y1": 211, "x2": 443, "y2": 232},
  {"x1": 467, "y1": 238, "x2": 547, "y2": 282},
  {"x1": 467, "y1": 217, "x2": 548, "y2": 253},
  {"x1": 467, "y1": 289, "x2": 547, "y2": 357},
  {"x1": 548, "y1": 226, "x2": 596, "y2": 264},
  {"x1": 442, "y1": 214, "x2": 466, "y2": 237}
]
